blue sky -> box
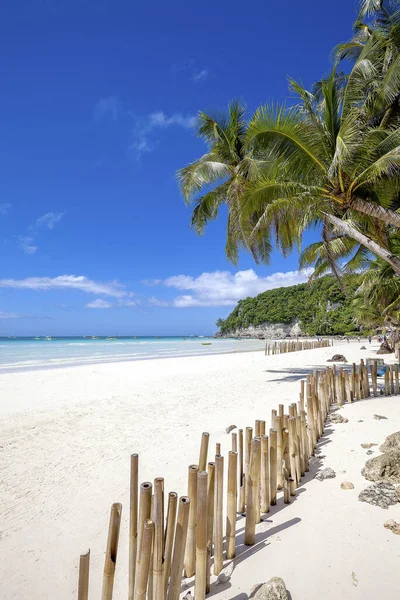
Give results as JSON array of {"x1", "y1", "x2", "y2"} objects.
[{"x1": 0, "y1": 0, "x2": 357, "y2": 336}]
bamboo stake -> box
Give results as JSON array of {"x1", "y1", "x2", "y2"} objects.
[
  {"x1": 135, "y1": 519, "x2": 154, "y2": 600},
  {"x1": 275, "y1": 415, "x2": 283, "y2": 490},
  {"x1": 371, "y1": 362, "x2": 377, "y2": 397},
  {"x1": 299, "y1": 381, "x2": 305, "y2": 411},
  {"x1": 199, "y1": 432, "x2": 210, "y2": 471},
  {"x1": 384, "y1": 368, "x2": 390, "y2": 396},
  {"x1": 232, "y1": 432, "x2": 237, "y2": 452},
  {"x1": 226, "y1": 451, "x2": 238, "y2": 559},
  {"x1": 136, "y1": 482, "x2": 152, "y2": 591},
  {"x1": 245, "y1": 438, "x2": 260, "y2": 545},
  {"x1": 216, "y1": 443, "x2": 221, "y2": 456},
  {"x1": 269, "y1": 430, "x2": 277, "y2": 506},
  {"x1": 288, "y1": 419, "x2": 297, "y2": 496},
  {"x1": 206, "y1": 462, "x2": 215, "y2": 595},
  {"x1": 195, "y1": 471, "x2": 208, "y2": 600},
  {"x1": 271, "y1": 409, "x2": 277, "y2": 430},
  {"x1": 390, "y1": 365, "x2": 395, "y2": 395},
  {"x1": 255, "y1": 419, "x2": 261, "y2": 438},
  {"x1": 129, "y1": 454, "x2": 139, "y2": 600},
  {"x1": 214, "y1": 455, "x2": 224, "y2": 575},
  {"x1": 167, "y1": 498, "x2": 190, "y2": 600},
  {"x1": 101, "y1": 502, "x2": 122, "y2": 600},
  {"x1": 260, "y1": 420, "x2": 266, "y2": 436},
  {"x1": 300, "y1": 410, "x2": 309, "y2": 471},
  {"x1": 260, "y1": 435, "x2": 270, "y2": 514},
  {"x1": 163, "y1": 492, "x2": 178, "y2": 595},
  {"x1": 153, "y1": 478, "x2": 164, "y2": 600},
  {"x1": 283, "y1": 469, "x2": 290, "y2": 504},
  {"x1": 395, "y1": 363, "x2": 399, "y2": 395},
  {"x1": 244, "y1": 426, "x2": 252, "y2": 504},
  {"x1": 254, "y1": 438, "x2": 261, "y2": 525},
  {"x1": 238, "y1": 429, "x2": 245, "y2": 513},
  {"x1": 184, "y1": 465, "x2": 198, "y2": 578},
  {"x1": 78, "y1": 550, "x2": 90, "y2": 600}
]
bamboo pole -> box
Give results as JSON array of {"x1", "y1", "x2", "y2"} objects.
[
  {"x1": 78, "y1": 550, "x2": 90, "y2": 600},
  {"x1": 163, "y1": 492, "x2": 178, "y2": 595},
  {"x1": 299, "y1": 381, "x2": 305, "y2": 411},
  {"x1": 283, "y1": 468, "x2": 290, "y2": 504},
  {"x1": 214, "y1": 455, "x2": 224, "y2": 575},
  {"x1": 245, "y1": 438, "x2": 260, "y2": 546},
  {"x1": 275, "y1": 415, "x2": 283, "y2": 490},
  {"x1": 238, "y1": 429, "x2": 245, "y2": 513},
  {"x1": 199, "y1": 432, "x2": 210, "y2": 471},
  {"x1": 395, "y1": 363, "x2": 399, "y2": 395},
  {"x1": 101, "y1": 502, "x2": 122, "y2": 600},
  {"x1": 129, "y1": 454, "x2": 139, "y2": 600},
  {"x1": 206, "y1": 462, "x2": 215, "y2": 595},
  {"x1": 195, "y1": 470, "x2": 208, "y2": 600},
  {"x1": 260, "y1": 420, "x2": 266, "y2": 436},
  {"x1": 255, "y1": 419, "x2": 261, "y2": 438},
  {"x1": 254, "y1": 437, "x2": 261, "y2": 525},
  {"x1": 232, "y1": 432, "x2": 237, "y2": 452},
  {"x1": 300, "y1": 410, "x2": 309, "y2": 471},
  {"x1": 135, "y1": 519, "x2": 154, "y2": 600},
  {"x1": 384, "y1": 368, "x2": 390, "y2": 396},
  {"x1": 269, "y1": 429, "x2": 277, "y2": 506},
  {"x1": 271, "y1": 409, "x2": 277, "y2": 430},
  {"x1": 226, "y1": 451, "x2": 238, "y2": 559},
  {"x1": 390, "y1": 365, "x2": 395, "y2": 395},
  {"x1": 167, "y1": 498, "x2": 190, "y2": 600},
  {"x1": 288, "y1": 419, "x2": 297, "y2": 496},
  {"x1": 153, "y1": 478, "x2": 164, "y2": 600},
  {"x1": 184, "y1": 465, "x2": 198, "y2": 578},
  {"x1": 244, "y1": 426, "x2": 252, "y2": 503},
  {"x1": 136, "y1": 481, "x2": 152, "y2": 591},
  {"x1": 216, "y1": 443, "x2": 221, "y2": 456},
  {"x1": 260, "y1": 435, "x2": 270, "y2": 514}
]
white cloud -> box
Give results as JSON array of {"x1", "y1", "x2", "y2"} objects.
[
  {"x1": 192, "y1": 69, "x2": 209, "y2": 82},
  {"x1": 36, "y1": 212, "x2": 65, "y2": 230},
  {"x1": 0, "y1": 203, "x2": 12, "y2": 215},
  {"x1": 0, "y1": 311, "x2": 18, "y2": 319},
  {"x1": 17, "y1": 236, "x2": 37, "y2": 255},
  {"x1": 93, "y1": 96, "x2": 121, "y2": 121},
  {"x1": 118, "y1": 299, "x2": 137, "y2": 307},
  {"x1": 0, "y1": 275, "x2": 126, "y2": 297},
  {"x1": 131, "y1": 111, "x2": 196, "y2": 158},
  {"x1": 86, "y1": 299, "x2": 112, "y2": 309},
  {"x1": 152, "y1": 268, "x2": 313, "y2": 308}
]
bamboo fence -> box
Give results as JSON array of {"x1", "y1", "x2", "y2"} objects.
[
  {"x1": 265, "y1": 338, "x2": 332, "y2": 355},
  {"x1": 76, "y1": 358, "x2": 397, "y2": 600}
]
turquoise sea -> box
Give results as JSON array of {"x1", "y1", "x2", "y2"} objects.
[{"x1": 0, "y1": 336, "x2": 266, "y2": 373}]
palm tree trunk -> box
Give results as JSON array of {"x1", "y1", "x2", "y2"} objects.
[
  {"x1": 322, "y1": 212, "x2": 400, "y2": 275},
  {"x1": 350, "y1": 197, "x2": 400, "y2": 229}
]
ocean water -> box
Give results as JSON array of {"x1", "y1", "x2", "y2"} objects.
[{"x1": 0, "y1": 336, "x2": 266, "y2": 373}]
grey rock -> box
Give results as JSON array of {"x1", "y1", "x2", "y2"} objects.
[
  {"x1": 380, "y1": 431, "x2": 400, "y2": 453},
  {"x1": 360, "y1": 346, "x2": 367, "y2": 350},
  {"x1": 315, "y1": 467, "x2": 336, "y2": 481},
  {"x1": 361, "y1": 443, "x2": 378, "y2": 449},
  {"x1": 358, "y1": 481, "x2": 398, "y2": 509},
  {"x1": 331, "y1": 413, "x2": 348, "y2": 424},
  {"x1": 341, "y1": 481, "x2": 355, "y2": 490},
  {"x1": 366, "y1": 450, "x2": 374, "y2": 455},
  {"x1": 225, "y1": 424, "x2": 237, "y2": 434},
  {"x1": 373, "y1": 414, "x2": 388, "y2": 420},
  {"x1": 250, "y1": 577, "x2": 288, "y2": 600},
  {"x1": 327, "y1": 354, "x2": 347, "y2": 363},
  {"x1": 362, "y1": 451, "x2": 400, "y2": 484}
]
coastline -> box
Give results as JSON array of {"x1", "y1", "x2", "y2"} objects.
[{"x1": 1, "y1": 341, "x2": 399, "y2": 599}]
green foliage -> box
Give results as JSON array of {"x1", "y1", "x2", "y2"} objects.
[{"x1": 217, "y1": 275, "x2": 362, "y2": 336}]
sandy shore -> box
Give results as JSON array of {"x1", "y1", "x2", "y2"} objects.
[{"x1": 1, "y1": 341, "x2": 399, "y2": 599}]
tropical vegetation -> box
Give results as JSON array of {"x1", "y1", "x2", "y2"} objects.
[{"x1": 178, "y1": 0, "x2": 400, "y2": 337}]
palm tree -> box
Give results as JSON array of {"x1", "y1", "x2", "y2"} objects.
[
  {"x1": 242, "y1": 71, "x2": 400, "y2": 273},
  {"x1": 177, "y1": 100, "x2": 272, "y2": 264}
]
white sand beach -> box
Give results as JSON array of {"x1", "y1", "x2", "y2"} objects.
[{"x1": 1, "y1": 341, "x2": 400, "y2": 599}]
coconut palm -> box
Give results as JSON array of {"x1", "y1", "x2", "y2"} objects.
[
  {"x1": 177, "y1": 100, "x2": 273, "y2": 264},
  {"x1": 242, "y1": 71, "x2": 400, "y2": 273}
]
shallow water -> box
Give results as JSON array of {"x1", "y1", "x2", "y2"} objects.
[{"x1": 0, "y1": 336, "x2": 266, "y2": 372}]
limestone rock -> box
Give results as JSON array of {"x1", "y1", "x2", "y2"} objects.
[
  {"x1": 360, "y1": 346, "x2": 366, "y2": 350},
  {"x1": 358, "y1": 481, "x2": 398, "y2": 509},
  {"x1": 373, "y1": 414, "x2": 388, "y2": 420},
  {"x1": 377, "y1": 340, "x2": 394, "y2": 354},
  {"x1": 331, "y1": 413, "x2": 348, "y2": 424},
  {"x1": 380, "y1": 432, "x2": 400, "y2": 453},
  {"x1": 384, "y1": 519, "x2": 400, "y2": 535},
  {"x1": 327, "y1": 354, "x2": 347, "y2": 363},
  {"x1": 225, "y1": 424, "x2": 237, "y2": 434},
  {"x1": 215, "y1": 561, "x2": 234, "y2": 585},
  {"x1": 341, "y1": 481, "x2": 354, "y2": 490},
  {"x1": 315, "y1": 467, "x2": 336, "y2": 481},
  {"x1": 361, "y1": 443, "x2": 377, "y2": 449},
  {"x1": 250, "y1": 577, "x2": 288, "y2": 600},
  {"x1": 362, "y1": 451, "x2": 400, "y2": 484}
]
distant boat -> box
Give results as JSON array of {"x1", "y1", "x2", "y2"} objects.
[
  {"x1": 45, "y1": 336, "x2": 52, "y2": 341},
  {"x1": 201, "y1": 342, "x2": 212, "y2": 346},
  {"x1": 91, "y1": 336, "x2": 99, "y2": 340},
  {"x1": 34, "y1": 337, "x2": 42, "y2": 340},
  {"x1": 106, "y1": 337, "x2": 117, "y2": 340}
]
